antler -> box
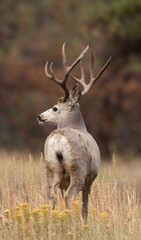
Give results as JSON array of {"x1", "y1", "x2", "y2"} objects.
[
  {"x1": 71, "y1": 48, "x2": 112, "y2": 96},
  {"x1": 45, "y1": 43, "x2": 89, "y2": 102}
]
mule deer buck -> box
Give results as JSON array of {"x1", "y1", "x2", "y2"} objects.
[{"x1": 38, "y1": 44, "x2": 111, "y2": 222}]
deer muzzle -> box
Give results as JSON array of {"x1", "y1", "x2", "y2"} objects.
[{"x1": 37, "y1": 115, "x2": 46, "y2": 123}]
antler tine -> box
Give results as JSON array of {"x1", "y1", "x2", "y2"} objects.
[
  {"x1": 49, "y1": 62, "x2": 61, "y2": 84},
  {"x1": 90, "y1": 52, "x2": 112, "y2": 87},
  {"x1": 71, "y1": 48, "x2": 112, "y2": 96},
  {"x1": 62, "y1": 43, "x2": 89, "y2": 84},
  {"x1": 45, "y1": 61, "x2": 53, "y2": 80},
  {"x1": 80, "y1": 61, "x2": 86, "y2": 84},
  {"x1": 71, "y1": 60, "x2": 87, "y2": 90},
  {"x1": 83, "y1": 54, "x2": 112, "y2": 96},
  {"x1": 45, "y1": 44, "x2": 89, "y2": 102},
  {"x1": 45, "y1": 61, "x2": 60, "y2": 82},
  {"x1": 62, "y1": 43, "x2": 67, "y2": 69},
  {"x1": 83, "y1": 50, "x2": 112, "y2": 96},
  {"x1": 90, "y1": 48, "x2": 94, "y2": 79}
]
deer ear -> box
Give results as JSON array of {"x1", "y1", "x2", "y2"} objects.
[{"x1": 67, "y1": 83, "x2": 81, "y2": 106}]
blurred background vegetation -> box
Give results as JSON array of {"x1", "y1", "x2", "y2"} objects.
[{"x1": 0, "y1": 0, "x2": 141, "y2": 158}]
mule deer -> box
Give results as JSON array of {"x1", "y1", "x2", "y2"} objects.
[{"x1": 38, "y1": 44, "x2": 111, "y2": 222}]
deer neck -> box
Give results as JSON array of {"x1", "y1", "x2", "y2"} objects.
[{"x1": 57, "y1": 105, "x2": 87, "y2": 131}]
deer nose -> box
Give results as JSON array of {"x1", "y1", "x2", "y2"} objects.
[{"x1": 37, "y1": 115, "x2": 42, "y2": 121}]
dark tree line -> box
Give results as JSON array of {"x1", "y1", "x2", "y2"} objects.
[{"x1": 0, "y1": 0, "x2": 141, "y2": 157}]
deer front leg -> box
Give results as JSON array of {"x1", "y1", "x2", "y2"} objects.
[{"x1": 64, "y1": 174, "x2": 85, "y2": 209}]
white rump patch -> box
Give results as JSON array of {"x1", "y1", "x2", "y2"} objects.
[{"x1": 46, "y1": 134, "x2": 72, "y2": 163}]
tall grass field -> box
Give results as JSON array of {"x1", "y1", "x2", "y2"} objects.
[{"x1": 0, "y1": 152, "x2": 140, "y2": 240}]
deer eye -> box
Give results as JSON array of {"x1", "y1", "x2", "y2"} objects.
[{"x1": 53, "y1": 107, "x2": 58, "y2": 112}]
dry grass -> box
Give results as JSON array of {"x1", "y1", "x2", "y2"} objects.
[{"x1": 0, "y1": 151, "x2": 140, "y2": 240}]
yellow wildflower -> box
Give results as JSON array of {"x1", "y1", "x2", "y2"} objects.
[
  {"x1": 52, "y1": 209, "x2": 60, "y2": 220},
  {"x1": 54, "y1": 206, "x2": 59, "y2": 211},
  {"x1": 16, "y1": 204, "x2": 23, "y2": 210},
  {"x1": 72, "y1": 200, "x2": 83, "y2": 212},
  {"x1": 15, "y1": 206, "x2": 22, "y2": 215},
  {"x1": 91, "y1": 208, "x2": 98, "y2": 220},
  {"x1": 64, "y1": 209, "x2": 73, "y2": 216},
  {"x1": 31, "y1": 209, "x2": 40, "y2": 217},
  {"x1": 15, "y1": 213, "x2": 22, "y2": 223},
  {"x1": 72, "y1": 200, "x2": 83, "y2": 207},
  {"x1": 40, "y1": 205, "x2": 51, "y2": 211},
  {"x1": 22, "y1": 203, "x2": 29, "y2": 208},
  {"x1": 60, "y1": 201, "x2": 66, "y2": 210},
  {"x1": 22, "y1": 204, "x2": 30, "y2": 223},
  {"x1": 41, "y1": 209, "x2": 50, "y2": 215},
  {"x1": 40, "y1": 205, "x2": 51, "y2": 219},
  {"x1": 82, "y1": 224, "x2": 90, "y2": 230},
  {"x1": 59, "y1": 212, "x2": 65, "y2": 221},
  {"x1": 99, "y1": 212, "x2": 109, "y2": 225},
  {"x1": 91, "y1": 208, "x2": 97, "y2": 214}
]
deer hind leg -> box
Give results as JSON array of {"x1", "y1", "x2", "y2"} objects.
[
  {"x1": 64, "y1": 174, "x2": 85, "y2": 210},
  {"x1": 82, "y1": 186, "x2": 91, "y2": 224},
  {"x1": 82, "y1": 174, "x2": 97, "y2": 223},
  {"x1": 46, "y1": 168, "x2": 63, "y2": 209}
]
